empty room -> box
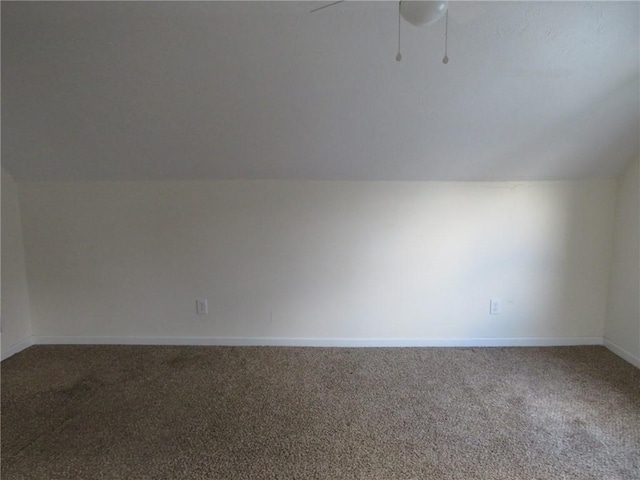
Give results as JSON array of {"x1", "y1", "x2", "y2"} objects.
[{"x1": 1, "y1": 1, "x2": 639, "y2": 479}]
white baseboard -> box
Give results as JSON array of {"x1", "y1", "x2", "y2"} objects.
[
  {"x1": 31, "y1": 335, "x2": 603, "y2": 348},
  {"x1": 8, "y1": 336, "x2": 638, "y2": 368},
  {"x1": 1, "y1": 335, "x2": 607, "y2": 361},
  {"x1": 603, "y1": 338, "x2": 640, "y2": 369},
  {"x1": 1, "y1": 336, "x2": 34, "y2": 361}
]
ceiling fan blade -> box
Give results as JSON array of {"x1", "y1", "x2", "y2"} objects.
[{"x1": 310, "y1": 1, "x2": 346, "y2": 13}]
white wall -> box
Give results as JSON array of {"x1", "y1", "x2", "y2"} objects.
[
  {"x1": 18, "y1": 179, "x2": 616, "y2": 344},
  {"x1": 1, "y1": 168, "x2": 33, "y2": 357},
  {"x1": 605, "y1": 157, "x2": 640, "y2": 366}
]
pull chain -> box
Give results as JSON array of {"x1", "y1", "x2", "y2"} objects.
[
  {"x1": 396, "y1": 1, "x2": 402, "y2": 62},
  {"x1": 442, "y1": 10, "x2": 449, "y2": 64}
]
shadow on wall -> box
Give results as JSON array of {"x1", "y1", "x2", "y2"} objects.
[
  {"x1": 454, "y1": 183, "x2": 613, "y2": 340},
  {"x1": 255, "y1": 181, "x2": 614, "y2": 339}
]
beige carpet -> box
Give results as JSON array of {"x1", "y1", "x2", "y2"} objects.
[{"x1": 2, "y1": 345, "x2": 639, "y2": 479}]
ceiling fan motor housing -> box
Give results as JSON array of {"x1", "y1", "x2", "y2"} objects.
[{"x1": 400, "y1": 0, "x2": 449, "y2": 26}]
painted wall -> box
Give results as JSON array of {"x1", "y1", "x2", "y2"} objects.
[
  {"x1": 605, "y1": 157, "x2": 640, "y2": 365},
  {"x1": 19, "y1": 179, "x2": 616, "y2": 343},
  {"x1": 1, "y1": 168, "x2": 32, "y2": 355}
]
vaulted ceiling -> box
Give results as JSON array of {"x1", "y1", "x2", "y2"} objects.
[{"x1": 2, "y1": 1, "x2": 638, "y2": 181}]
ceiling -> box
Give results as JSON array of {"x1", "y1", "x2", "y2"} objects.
[{"x1": 2, "y1": 1, "x2": 639, "y2": 182}]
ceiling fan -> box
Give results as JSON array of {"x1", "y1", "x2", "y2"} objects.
[{"x1": 311, "y1": 1, "x2": 453, "y2": 63}]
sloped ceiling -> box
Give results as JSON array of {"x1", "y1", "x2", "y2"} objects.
[{"x1": 2, "y1": 1, "x2": 638, "y2": 181}]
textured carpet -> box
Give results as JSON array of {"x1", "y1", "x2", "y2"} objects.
[{"x1": 2, "y1": 345, "x2": 639, "y2": 479}]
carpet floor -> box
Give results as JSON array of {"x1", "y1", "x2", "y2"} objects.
[{"x1": 1, "y1": 345, "x2": 639, "y2": 479}]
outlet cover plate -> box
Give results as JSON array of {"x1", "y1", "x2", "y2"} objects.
[
  {"x1": 196, "y1": 299, "x2": 208, "y2": 315},
  {"x1": 489, "y1": 299, "x2": 502, "y2": 315}
]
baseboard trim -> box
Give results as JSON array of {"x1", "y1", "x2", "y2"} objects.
[
  {"x1": 603, "y1": 338, "x2": 640, "y2": 369},
  {"x1": 1, "y1": 336, "x2": 34, "y2": 361},
  {"x1": 31, "y1": 335, "x2": 603, "y2": 348},
  {"x1": 8, "y1": 336, "x2": 636, "y2": 366}
]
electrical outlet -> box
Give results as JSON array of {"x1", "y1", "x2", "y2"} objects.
[
  {"x1": 196, "y1": 299, "x2": 208, "y2": 315},
  {"x1": 489, "y1": 299, "x2": 502, "y2": 315}
]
